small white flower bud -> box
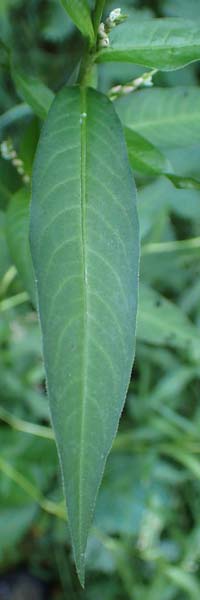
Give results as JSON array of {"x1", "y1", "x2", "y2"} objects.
[
  {"x1": 111, "y1": 85, "x2": 122, "y2": 94},
  {"x1": 143, "y1": 75, "x2": 153, "y2": 87},
  {"x1": 18, "y1": 167, "x2": 24, "y2": 175},
  {"x1": 23, "y1": 174, "x2": 30, "y2": 185},
  {"x1": 99, "y1": 37, "x2": 110, "y2": 48},
  {"x1": 109, "y1": 8, "x2": 121, "y2": 22},
  {"x1": 125, "y1": 85, "x2": 135, "y2": 94},
  {"x1": 133, "y1": 77, "x2": 143, "y2": 87},
  {"x1": 98, "y1": 22, "x2": 105, "y2": 38},
  {"x1": 1, "y1": 141, "x2": 12, "y2": 160},
  {"x1": 12, "y1": 158, "x2": 23, "y2": 167}
]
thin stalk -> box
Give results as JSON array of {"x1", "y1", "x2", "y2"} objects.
[
  {"x1": 78, "y1": 0, "x2": 106, "y2": 86},
  {"x1": 0, "y1": 457, "x2": 66, "y2": 520},
  {"x1": 0, "y1": 291, "x2": 29, "y2": 311},
  {"x1": 142, "y1": 237, "x2": 200, "y2": 256},
  {"x1": 0, "y1": 266, "x2": 17, "y2": 297},
  {"x1": 0, "y1": 406, "x2": 54, "y2": 440}
]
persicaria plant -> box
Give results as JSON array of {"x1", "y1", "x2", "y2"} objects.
[{"x1": 1, "y1": 0, "x2": 200, "y2": 588}]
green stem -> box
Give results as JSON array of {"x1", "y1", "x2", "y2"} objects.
[
  {"x1": 78, "y1": 0, "x2": 106, "y2": 87},
  {"x1": 0, "y1": 406, "x2": 54, "y2": 440},
  {"x1": 0, "y1": 291, "x2": 29, "y2": 312},
  {"x1": 0, "y1": 456, "x2": 66, "y2": 520},
  {"x1": 78, "y1": 47, "x2": 95, "y2": 87},
  {"x1": 93, "y1": 0, "x2": 106, "y2": 38},
  {"x1": 142, "y1": 237, "x2": 200, "y2": 256}
]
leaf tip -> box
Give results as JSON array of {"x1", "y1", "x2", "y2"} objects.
[{"x1": 74, "y1": 549, "x2": 86, "y2": 588}]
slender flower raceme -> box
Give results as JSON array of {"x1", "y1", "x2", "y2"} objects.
[
  {"x1": 0, "y1": 139, "x2": 30, "y2": 185},
  {"x1": 108, "y1": 69, "x2": 158, "y2": 101},
  {"x1": 105, "y1": 8, "x2": 127, "y2": 32},
  {"x1": 97, "y1": 7, "x2": 127, "y2": 49}
]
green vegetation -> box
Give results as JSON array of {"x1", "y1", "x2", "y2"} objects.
[{"x1": 0, "y1": 0, "x2": 200, "y2": 597}]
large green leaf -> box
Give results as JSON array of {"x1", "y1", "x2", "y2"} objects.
[
  {"x1": 6, "y1": 188, "x2": 36, "y2": 305},
  {"x1": 117, "y1": 87, "x2": 200, "y2": 148},
  {"x1": 30, "y1": 86, "x2": 139, "y2": 583},
  {"x1": 61, "y1": 0, "x2": 94, "y2": 43},
  {"x1": 97, "y1": 19, "x2": 200, "y2": 70}
]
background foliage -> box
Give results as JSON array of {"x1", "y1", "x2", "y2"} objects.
[{"x1": 0, "y1": 0, "x2": 200, "y2": 598}]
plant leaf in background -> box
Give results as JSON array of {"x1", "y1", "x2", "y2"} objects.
[
  {"x1": 125, "y1": 128, "x2": 171, "y2": 176},
  {"x1": 125, "y1": 129, "x2": 200, "y2": 189},
  {"x1": 30, "y1": 86, "x2": 139, "y2": 583},
  {"x1": 162, "y1": 0, "x2": 200, "y2": 18},
  {"x1": 137, "y1": 283, "x2": 200, "y2": 358},
  {"x1": 12, "y1": 68, "x2": 54, "y2": 120},
  {"x1": 116, "y1": 87, "x2": 200, "y2": 148},
  {"x1": 6, "y1": 188, "x2": 36, "y2": 305},
  {"x1": 0, "y1": 211, "x2": 11, "y2": 279},
  {"x1": 0, "y1": 104, "x2": 32, "y2": 135},
  {"x1": 61, "y1": 0, "x2": 94, "y2": 43},
  {"x1": 97, "y1": 19, "x2": 200, "y2": 70}
]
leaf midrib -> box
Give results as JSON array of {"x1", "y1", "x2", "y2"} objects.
[
  {"x1": 78, "y1": 86, "x2": 88, "y2": 552},
  {"x1": 104, "y1": 42, "x2": 200, "y2": 52}
]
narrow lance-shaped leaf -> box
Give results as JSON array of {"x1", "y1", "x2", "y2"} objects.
[
  {"x1": 61, "y1": 0, "x2": 94, "y2": 44},
  {"x1": 97, "y1": 18, "x2": 200, "y2": 70},
  {"x1": 30, "y1": 86, "x2": 139, "y2": 583}
]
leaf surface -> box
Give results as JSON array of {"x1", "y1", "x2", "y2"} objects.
[
  {"x1": 0, "y1": 104, "x2": 32, "y2": 134},
  {"x1": 125, "y1": 128, "x2": 200, "y2": 187},
  {"x1": 6, "y1": 188, "x2": 36, "y2": 305},
  {"x1": 125, "y1": 128, "x2": 171, "y2": 175},
  {"x1": 61, "y1": 0, "x2": 94, "y2": 43},
  {"x1": 117, "y1": 87, "x2": 200, "y2": 148},
  {"x1": 97, "y1": 19, "x2": 200, "y2": 70},
  {"x1": 12, "y1": 68, "x2": 54, "y2": 120},
  {"x1": 30, "y1": 86, "x2": 139, "y2": 583},
  {"x1": 0, "y1": 211, "x2": 11, "y2": 279},
  {"x1": 138, "y1": 283, "x2": 200, "y2": 356}
]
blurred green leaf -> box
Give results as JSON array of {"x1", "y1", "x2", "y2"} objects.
[
  {"x1": 116, "y1": 87, "x2": 200, "y2": 148},
  {"x1": 12, "y1": 68, "x2": 54, "y2": 120},
  {"x1": 165, "y1": 566, "x2": 200, "y2": 600},
  {"x1": 0, "y1": 210, "x2": 11, "y2": 279},
  {"x1": 61, "y1": 0, "x2": 94, "y2": 43},
  {"x1": 167, "y1": 174, "x2": 200, "y2": 190},
  {"x1": 137, "y1": 283, "x2": 200, "y2": 356},
  {"x1": 162, "y1": 0, "x2": 200, "y2": 19},
  {"x1": 0, "y1": 104, "x2": 32, "y2": 135},
  {"x1": 19, "y1": 117, "x2": 40, "y2": 176},
  {"x1": 42, "y1": 0, "x2": 74, "y2": 42},
  {"x1": 97, "y1": 19, "x2": 200, "y2": 70},
  {"x1": 125, "y1": 127, "x2": 171, "y2": 175},
  {"x1": 6, "y1": 187, "x2": 36, "y2": 304}
]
